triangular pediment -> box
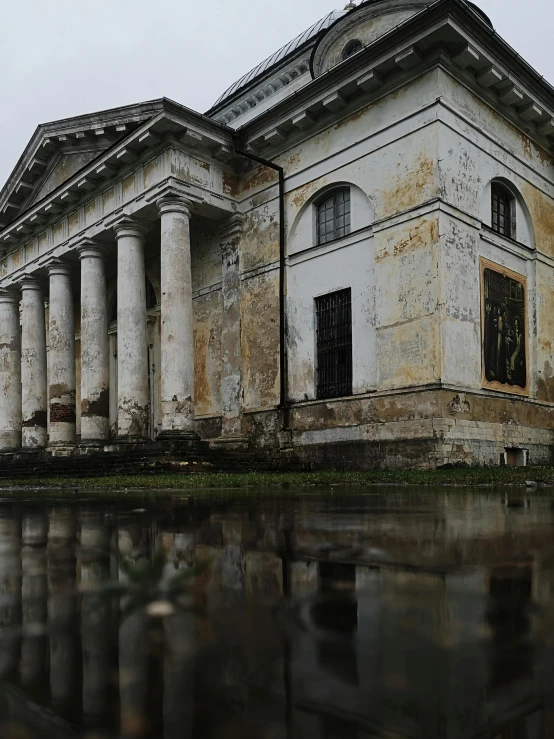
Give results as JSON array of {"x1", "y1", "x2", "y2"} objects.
[
  {"x1": 30, "y1": 150, "x2": 105, "y2": 206},
  {"x1": 0, "y1": 100, "x2": 163, "y2": 229}
]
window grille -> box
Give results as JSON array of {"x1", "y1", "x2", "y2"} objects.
[
  {"x1": 491, "y1": 184, "x2": 514, "y2": 238},
  {"x1": 316, "y1": 288, "x2": 353, "y2": 399},
  {"x1": 316, "y1": 189, "x2": 351, "y2": 245}
]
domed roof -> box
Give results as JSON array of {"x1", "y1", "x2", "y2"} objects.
[
  {"x1": 209, "y1": 0, "x2": 493, "y2": 113},
  {"x1": 466, "y1": 1, "x2": 493, "y2": 27},
  {"x1": 210, "y1": 9, "x2": 347, "y2": 110}
]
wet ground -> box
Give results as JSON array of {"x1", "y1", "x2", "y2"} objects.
[{"x1": 0, "y1": 487, "x2": 553, "y2": 738}]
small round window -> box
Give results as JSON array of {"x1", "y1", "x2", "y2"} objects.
[{"x1": 342, "y1": 39, "x2": 363, "y2": 60}]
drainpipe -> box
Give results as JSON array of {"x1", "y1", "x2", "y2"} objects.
[{"x1": 233, "y1": 144, "x2": 289, "y2": 431}]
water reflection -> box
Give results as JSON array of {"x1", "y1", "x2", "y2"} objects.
[{"x1": 0, "y1": 490, "x2": 552, "y2": 737}]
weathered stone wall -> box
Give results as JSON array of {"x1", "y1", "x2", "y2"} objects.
[{"x1": 235, "y1": 66, "x2": 554, "y2": 467}]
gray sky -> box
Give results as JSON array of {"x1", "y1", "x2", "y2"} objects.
[{"x1": 0, "y1": 0, "x2": 551, "y2": 186}]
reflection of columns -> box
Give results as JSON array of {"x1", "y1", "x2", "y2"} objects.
[
  {"x1": 119, "y1": 523, "x2": 150, "y2": 738},
  {"x1": 20, "y1": 279, "x2": 48, "y2": 449},
  {"x1": 20, "y1": 513, "x2": 48, "y2": 688},
  {"x1": 0, "y1": 289, "x2": 22, "y2": 451},
  {"x1": 217, "y1": 215, "x2": 245, "y2": 443},
  {"x1": 47, "y1": 260, "x2": 76, "y2": 447},
  {"x1": 79, "y1": 243, "x2": 109, "y2": 444},
  {"x1": 157, "y1": 197, "x2": 197, "y2": 439},
  {"x1": 114, "y1": 220, "x2": 149, "y2": 441},
  {"x1": 80, "y1": 512, "x2": 110, "y2": 723},
  {"x1": 163, "y1": 530, "x2": 195, "y2": 739},
  {"x1": 48, "y1": 508, "x2": 77, "y2": 712},
  {"x1": 0, "y1": 512, "x2": 21, "y2": 679}
]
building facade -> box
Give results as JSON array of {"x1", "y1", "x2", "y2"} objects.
[{"x1": 0, "y1": 0, "x2": 553, "y2": 468}]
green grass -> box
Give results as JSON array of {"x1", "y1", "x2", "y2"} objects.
[{"x1": 0, "y1": 465, "x2": 552, "y2": 492}]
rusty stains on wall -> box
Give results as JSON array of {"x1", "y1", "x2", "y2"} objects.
[
  {"x1": 241, "y1": 205, "x2": 279, "y2": 273},
  {"x1": 377, "y1": 150, "x2": 437, "y2": 219},
  {"x1": 241, "y1": 272, "x2": 280, "y2": 411},
  {"x1": 241, "y1": 165, "x2": 278, "y2": 195},
  {"x1": 193, "y1": 291, "x2": 222, "y2": 417},
  {"x1": 223, "y1": 172, "x2": 239, "y2": 198},
  {"x1": 521, "y1": 183, "x2": 554, "y2": 259}
]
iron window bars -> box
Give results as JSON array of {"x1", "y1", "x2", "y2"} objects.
[{"x1": 316, "y1": 288, "x2": 353, "y2": 399}]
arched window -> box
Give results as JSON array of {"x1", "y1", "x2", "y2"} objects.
[
  {"x1": 342, "y1": 39, "x2": 363, "y2": 60},
  {"x1": 316, "y1": 188, "x2": 351, "y2": 245},
  {"x1": 491, "y1": 183, "x2": 515, "y2": 238}
]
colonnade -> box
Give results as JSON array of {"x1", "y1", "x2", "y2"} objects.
[{"x1": 0, "y1": 195, "x2": 201, "y2": 451}]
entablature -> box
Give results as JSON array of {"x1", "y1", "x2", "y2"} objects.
[
  {"x1": 0, "y1": 102, "x2": 239, "y2": 265},
  {"x1": 240, "y1": 2, "x2": 554, "y2": 167}
]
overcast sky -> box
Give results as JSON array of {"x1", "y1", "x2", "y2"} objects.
[{"x1": 0, "y1": 0, "x2": 551, "y2": 185}]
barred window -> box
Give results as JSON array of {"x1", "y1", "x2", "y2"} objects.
[
  {"x1": 316, "y1": 288, "x2": 353, "y2": 400},
  {"x1": 492, "y1": 184, "x2": 515, "y2": 238},
  {"x1": 316, "y1": 189, "x2": 351, "y2": 245}
]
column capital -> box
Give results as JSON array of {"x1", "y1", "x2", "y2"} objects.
[
  {"x1": 220, "y1": 213, "x2": 245, "y2": 242},
  {"x1": 112, "y1": 217, "x2": 149, "y2": 240},
  {"x1": 46, "y1": 259, "x2": 72, "y2": 278},
  {"x1": 0, "y1": 287, "x2": 20, "y2": 305},
  {"x1": 19, "y1": 276, "x2": 45, "y2": 293},
  {"x1": 157, "y1": 196, "x2": 193, "y2": 218},
  {"x1": 77, "y1": 240, "x2": 108, "y2": 261}
]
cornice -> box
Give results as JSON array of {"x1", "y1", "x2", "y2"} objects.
[
  {"x1": 238, "y1": 0, "x2": 554, "y2": 164},
  {"x1": 0, "y1": 105, "x2": 235, "y2": 255}
]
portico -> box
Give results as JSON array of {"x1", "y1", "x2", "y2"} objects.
[{"x1": 0, "y1": 100, "x2": 245, "y2": 454}]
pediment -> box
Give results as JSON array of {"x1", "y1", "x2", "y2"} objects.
[
  {"x1": 30, "y1": 150, "x2": 105, "y2": 206},
  {"x1": 0, "y1": 101, "x2": 159, "y2": 229},
  {"x1": 312, "y1": 0, "x2": 431, "y2": 77}
]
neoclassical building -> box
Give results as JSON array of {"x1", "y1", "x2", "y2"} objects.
[{"x1": 0, "y1": 0, "x2": 553, "y2": 468}]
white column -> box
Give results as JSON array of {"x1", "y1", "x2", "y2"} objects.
[
  {"x1": 114, "y1": 220, "x2": 149, "y2": 441},
  {"x1": 47, "y1": 260, "x2": 76, "y2": 448},
  {"x1": 20, "y1": 278, "x2": 47, "y2": 449},
  {"x1": 157, "y1": 197, "x2": 198, "y2": 439},
  {"x1": 0, "y1": 289, "x2": 22, "y2": 451},
  {"x1": 218, "y1": 215, "x2": 245, "y2": 443},
  {"x1": 79, "y1": 243, "x2": 109, "y2": 444}
]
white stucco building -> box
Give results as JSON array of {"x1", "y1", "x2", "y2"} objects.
[{"x1": 0, "y1": 0, "x2": 553, "y2": 468}]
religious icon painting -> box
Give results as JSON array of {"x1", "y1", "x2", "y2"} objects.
[{"x1": 480, "y1": 258, "x2": 529, "y2": 396}]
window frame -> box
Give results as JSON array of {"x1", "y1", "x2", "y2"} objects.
[
  {"x1": 315, "y1": 288, "x2": 353, "y2": 400},
  {"x1": 491, "y1": 183, "x2": 516, "y2": 239},
  {"x1": 342, "y1": 39, "x2": 363, "y2": 61},
  {"x1": 315, "y1": 188, "x2": 352, "y2": 246}
]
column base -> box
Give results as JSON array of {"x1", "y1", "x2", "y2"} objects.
[
  {"x1": 113, "y1": 436, "x2": 150, "y2": 445},
  {"x1": 211, "y1": 435, "x2": 249, "y2": 450},
  {"x1": 75, "y1": 440, "x2": 109, "y2": 455},
  {"x1": 46, "y1": 445, "x2": 76, "y2": 457},
  {"x1": 156, "y1": 430, "x2": 200, "y2": 441}
]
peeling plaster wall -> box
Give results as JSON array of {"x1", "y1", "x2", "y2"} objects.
[
  {"x1": 191, "y1": 220, "x2": 223, "y2": 419},
  {"x1": 436, "y1": 69, "x2": 554, "y2": 404},
  {"x1": 236, "y1": 64, "x2": 554, "y2": 465}
]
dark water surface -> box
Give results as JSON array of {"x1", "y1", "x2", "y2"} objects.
[{"x1": 0, "y1": 488, "x2": 553, "y2": 738}]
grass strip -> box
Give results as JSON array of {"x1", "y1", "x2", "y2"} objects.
[{"x1": 0, "y1": 466, "x2": 552, "y2": 492}]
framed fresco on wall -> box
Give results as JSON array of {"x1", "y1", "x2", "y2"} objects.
[{"x1": 480, "y1": 258, "x2": 529, "y2": 396}]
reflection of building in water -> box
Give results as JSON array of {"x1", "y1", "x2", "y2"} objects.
[{"x1": 0, "y1": 498, "x2": 553, "y2": 738}]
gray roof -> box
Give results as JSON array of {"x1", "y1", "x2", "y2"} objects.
[{"x1": 210, "y1": 9, "x2": 346, "y2": 110}]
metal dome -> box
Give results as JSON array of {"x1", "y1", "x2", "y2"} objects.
[{"x1": 210, "y1": 9, "x2": 347, "y2": 111}]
